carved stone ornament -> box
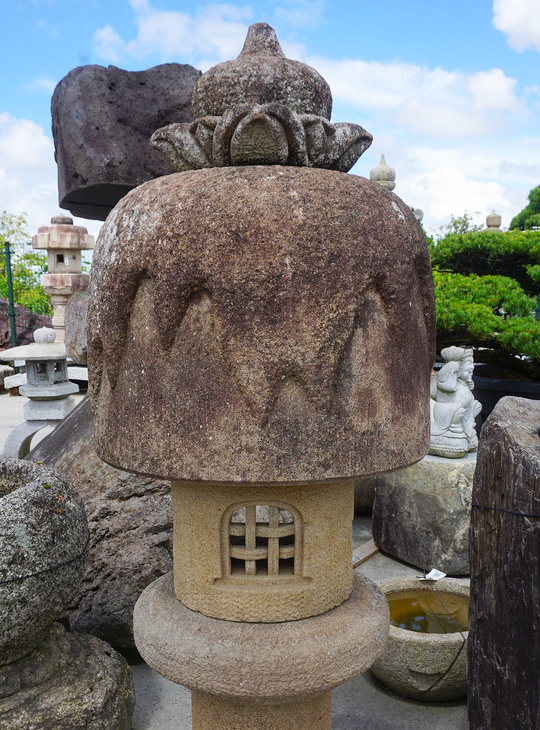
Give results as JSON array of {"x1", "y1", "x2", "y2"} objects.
[
  {"x1": 429, "y1": 346, "x2": 481, "y2": 458},
  {"x1": 150, "y1": 24, "x2": 372, "y2": 172}
]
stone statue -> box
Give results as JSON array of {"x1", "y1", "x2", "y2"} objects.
[{"x1": 429, "y1": 346, "x2": 481, "y2": 458}]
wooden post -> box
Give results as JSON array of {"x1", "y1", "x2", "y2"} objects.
[{"x1": 468, "y1": 396, "x2": 540, "y2": 730}]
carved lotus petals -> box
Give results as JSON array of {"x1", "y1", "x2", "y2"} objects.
[
  {"x1": 151, "y1": 104, "x2": 372, "y2": 172},
  {"x1": 213, "y1": 103, "x2": 308, "y2": 167}
]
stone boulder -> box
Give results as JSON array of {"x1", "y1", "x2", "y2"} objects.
[
  {"x1": 372, "y1": 452, "x2": 476, "y2": 576},
  {"x1": 0, "y1": 622, "x2": 134, "y2": 729},
  {"x1": 65, "y1": 289, "x2": 89, "y2": 365},
  {"x1": 0, "y1": 459, "x2": 89, "y2": 664},
  {"x1": 28, "y1": 398, "x2": 173, "y2": 648},
  {"x1": 52, "y1": 62, "x2": 201, "y2": 220}
]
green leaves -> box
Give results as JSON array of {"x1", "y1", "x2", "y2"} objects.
[
  {"x1": 0, "y1": 211, "x2": 52, "y2": 316},
  {"x1": 509, "y1": 184, "x2": 540, "y2": 231}
]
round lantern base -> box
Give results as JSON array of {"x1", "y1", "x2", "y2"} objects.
[{"x1": 134, "y1": 572, "x2": 389, "y2": 729}]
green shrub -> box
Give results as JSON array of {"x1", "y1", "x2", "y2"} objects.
[
  {"x1": 510, "y1": 184, "x2": 540, "y2": 230},
  {"x1": 430, "y1": 220, "x2": 540, "y2": 380}
]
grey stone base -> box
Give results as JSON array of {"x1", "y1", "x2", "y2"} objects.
[
  {"x1": 0, "y1": 623, "x2": 134, "y2": 729},
  {"x1": 2, "y1": 420, "x2": 54, "y2": 459},
  {"x1": 372, "y1": 453, "x2": 476, "y2": 576}
]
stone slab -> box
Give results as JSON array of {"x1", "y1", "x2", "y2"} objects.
[{"x1": 372, "y1": 452, "x2": 476, "y2": 576}]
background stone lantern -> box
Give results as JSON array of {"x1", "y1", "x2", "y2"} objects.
[
  {"x1": 0, "y1": 327, "x2": 78, "y2": 458},
  {"x1": 88, "y1": 23, "x2": 436, "y2": 729},
  {"x1": 32, "y1": 214, "x2": 94, "y2": 342}
]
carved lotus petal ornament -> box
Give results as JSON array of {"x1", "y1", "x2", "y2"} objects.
[{"x1": 151, "y1": 106, "x2": 372, "y2": 172}]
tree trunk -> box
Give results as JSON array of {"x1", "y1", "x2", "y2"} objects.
[{"x1": 468, "y1": 396, "x2": 540, "y2": 729}]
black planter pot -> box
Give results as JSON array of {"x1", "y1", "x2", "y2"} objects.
[{"x1": 473, "y1": 364, "x2": 540, "y2": 428}]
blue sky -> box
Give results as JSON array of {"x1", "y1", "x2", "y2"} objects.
[{"x1": 1, "y1": 0, "x2": 539, "y2": 239}]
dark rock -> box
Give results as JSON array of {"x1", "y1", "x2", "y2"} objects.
[
  {"x1": 0, "y1": 622, "x2": 134, "y2": 728},
  {"x1": 52, "y1": 63, "x2": 201, "y2": 221},
  {"x1": 468, "y1": 396, "x2": 540, "y2": 730},
  {"x1": 65, "y1": 289, "x2": 89, "y2": 365},
  {"x1": 27, "y1": 398, "x2": 173, "y2": 648}
]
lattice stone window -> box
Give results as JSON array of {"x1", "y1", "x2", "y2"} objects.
[{"x1": 224, "y1": 504, "x2": 302, "y2": 578}]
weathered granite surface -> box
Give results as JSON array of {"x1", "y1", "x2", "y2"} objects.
[
  {"x1": 192, "y1": 23, "x2": 332, "y2": 119},
  {"x1": 0, "y1": 459, "x2": 89, "y2": 664},
  {"x1": 65, "y1": 289, "x2": 89, "y2": 365},
  {"x1": 52, "y1": 63, "x2": 201, "y2": 220},
  {"x1": 88, "y1": 166, "x2": 436, "y2": 483},
  {"x1": 372, "y1": 452, "x2": 476, "y2": 576},
  {"x1": 0, "y1": 622, "x2": 134, "y2": 729},
  {"x1": 28, "y1": 398, "x2": 173, "y2": 648}
]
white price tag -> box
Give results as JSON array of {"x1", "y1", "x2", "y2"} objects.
[{"x1": 419, "y1": 568, "x2": 446, "y2": 581}]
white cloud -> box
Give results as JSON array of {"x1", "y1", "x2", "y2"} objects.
[
  {"x1": 0, "y1": 113, "x2": 99, "y2": 239},
  {"x1": 493, "y1": 0, "x2": 540, "y2": 52},
  {"x1": 275, "y1": 0, "x2": 325, "y2": 28},
  {"x1": 94, "y1": 1, "x2": 253, "y2": 65},
  {"x1": 310, "y1": 56, "x2": 524, "y2": 138}
]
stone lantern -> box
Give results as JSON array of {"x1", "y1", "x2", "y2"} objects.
[
  {"x1": 88, "y1": 23, "x2": 436, "y2": 729},
  {"x1": 486, "y1": 210, "x2": 502, "y2": 230},
  {"x1": 32, "y1": 215, "x2": 94, "y2": 342},
  {"x1": 0, "y1": 327, "x2": 78, "y2": 458}
]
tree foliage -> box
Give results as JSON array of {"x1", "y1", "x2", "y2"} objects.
[
  {"x1": 0, "y1": 211, "x2": 52, "y2": 315},
  {"x1": 430, "y1": 213, "x2": 540, "y2": 379},
  {"x1": 509, "y1": 185, "x2": 540, "y2": 230}
]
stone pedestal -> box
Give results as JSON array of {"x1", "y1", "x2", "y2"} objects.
[
  {"x1": 372, "y1": 452, "x2": 476, "y2": 575},
  {"x1": 134, "y1": 573, "x2": 389, "y2": 730}
]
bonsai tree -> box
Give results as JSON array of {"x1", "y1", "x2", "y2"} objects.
[{"x1": 429, "y1": 213, "x2": 540, "y2": 381}]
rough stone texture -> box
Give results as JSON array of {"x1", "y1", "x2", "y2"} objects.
[
  {"x1": 192, "y1": 23, "x2": 332, "y2": 119},
  {"x1": 65, "y1": 289, "x2": 89, "y2": 365},
  {"x1": 0, "y1": 459, "x2": 89, "y2": 664},
  {"x1": 371, "y1": 578, "x2": 468, "y2": 701},
  {"x1": 134, "y1": 572, "x2": 389, "y2": 698},
  {"x1": 372, "y1": 452, "x2": 476, "y2": 576},
  {"x1": 468, "y1": 396, "x2": 540, "y2": 730},
  {"x1": 88, "y1": 166, "x2": 436, "y2": 484},
  {"x1": 52, "y1": 62, "x2": 201, "y2": 221},
  {"x1": 27, "y1": 397, "x2": 173, "y2": 648},
  {"x1": 191, "y1": 690, "x2": 332, "y2": 730},
  {"x1": 171, "y1": 479, "x2": 354, "y2": 622},
  {"x1": 0, "y1": 622, "x2": 134, "y2": 729}
]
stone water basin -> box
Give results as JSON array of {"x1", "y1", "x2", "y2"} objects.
[{"x1": 370, "y1": 577, "x2": 468, "y2": 702}]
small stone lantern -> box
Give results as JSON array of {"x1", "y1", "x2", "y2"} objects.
[
  {"x1": 0, "y1": 327, "x2": 78, "y2": 458},
  {"x1": 32, "y1": 215, "x2": 94, "y2": 342},
  {"x1": 486, "y1": 210, "x2": 502, "y2": 230}
]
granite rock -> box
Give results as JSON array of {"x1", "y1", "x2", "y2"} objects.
[
  {"x1": 65, "y1": 289, "x2": 89, "y2": 365},
  {"x1": 0, "y1": 622, "x2": 134, "y2": 729},
  {"x1": 372, "y1": 452, "x2": 476, "y2": 576},
  {"x1": 28, "y1": 397, "x2": 173, "y2": 648},
  {"x1": 0, "y1": 459, "x2": 89, "y2": 665},
  {"x1": 52, "y1": 62, "x2": 201, "y2": 220},
  {"x1": 88, "y1": 165, "x2": 436, "y2": 484}
]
